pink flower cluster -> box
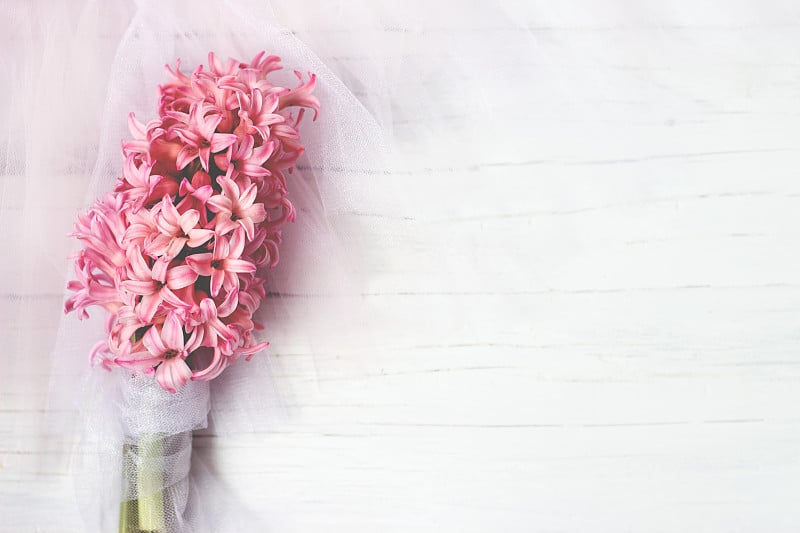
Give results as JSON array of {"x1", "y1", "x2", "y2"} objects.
[{"x1": 66, "y1": 52, "x2": 319, "y2": 393}]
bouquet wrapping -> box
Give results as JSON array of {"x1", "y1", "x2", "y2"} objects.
[{"x1": 116, "y1": 376, "x2": 209, "y2": 532}]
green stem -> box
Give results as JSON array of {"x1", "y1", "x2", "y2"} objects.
[
  {"x1": 137, "y1": 433, "x2": 165, "y2": 532},
  {"x1": 118, "y1": 497, "x2": 137, "y2": 533},
  {"x1": 118, "y1": 443, "x2": 137, "y2": 533}
]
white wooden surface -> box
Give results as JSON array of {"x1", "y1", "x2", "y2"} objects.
[{"x1": 3, "y1": 1, "x2": 800, "y2": 531}]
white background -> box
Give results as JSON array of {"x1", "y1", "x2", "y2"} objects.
[{"x1": 2, "y1": 1, "x2": 800, "y2": 531}]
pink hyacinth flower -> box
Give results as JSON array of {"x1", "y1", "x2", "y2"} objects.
[
  {"x1": 122, "y1": 112, "x2": 165, "y2": 158},
  {"x1": 231, "y1": 89, "x2": 283, "y2": 140},
  {"x1": 117, "y1": 312, "x2": 203, "y2": 393},
  {"x1": 173, "y1": 104, "x2": 238, "y2": 172},
  {"x1": 176, "y1": 171, "x2": 214, "y2": 224},
  {"x1": 278, "y1": 71, "x2": 320, "y2": 120},
  {"x1": 146, "y1": 197, "x2": 214, "y2": 259},
  {"x1": 118, "y1": 155, "x2": 172, "y2": 212},
  {"x1": 121, "y1": 246, "x2": 188, "y2": 322},
  {"x1": 206, "y1": 176, "x2": 267, "y2": 239},
  {"x1": 185, "y1": 228, "x2": 256, "y2": 297},
  {"x1": 215, "y1": 134, "x2": 274, "y2": 178}
]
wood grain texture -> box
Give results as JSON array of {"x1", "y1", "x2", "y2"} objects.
[{"x1": 3, "y1": 1, "x2": 800, "y2": 531}]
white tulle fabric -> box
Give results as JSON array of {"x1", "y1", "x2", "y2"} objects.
[
  {"x1": 1, "y1": 0, "x2": 533, "y2": 530},
  {"x1": 26, "y1": 1, "x2": 389, "y2": 530}
]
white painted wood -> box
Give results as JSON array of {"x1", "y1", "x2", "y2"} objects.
[{"x1": 3, "y1": 1, "x2": 800, "y2": 531}]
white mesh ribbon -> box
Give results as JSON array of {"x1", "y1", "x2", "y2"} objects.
[
  {"x1": 121, "y1": 432, "x2": 194, "y2": 531},
  {"x1": 119, "y1": 375, "x2": 210, "y2": 441},
  {"x1": 118, "y1": 375, "x2": 209, "y2": 533}
]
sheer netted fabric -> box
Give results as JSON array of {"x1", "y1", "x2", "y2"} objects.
[
  {"x1": 2, "y1": 0, "x2": 533, "y2": 530},
  {"x1": 40, "y1": 2, "x2": 387, "y2": 530}
]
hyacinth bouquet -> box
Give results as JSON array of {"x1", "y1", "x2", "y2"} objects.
[{"x1": 65, "y1": 52, "x2": 318, "y2": 532}]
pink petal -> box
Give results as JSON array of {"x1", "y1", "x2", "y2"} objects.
[
  {"x1": 186, "y1": 327, "x2": 204, "y2": 352},
  {"x1": 224, "y1": 259, "x2": 256, "y2": 274},
  {"x1": 162, "y1": 312, "x2": 185, "y2": 350},
  {"x1": 251, "y1": 89, "x2": 264, "y2": 111},
  {"x1": 210, "y1": 268, "x2": 225, "y2": 297},
  {"x1": 114, "y1": 352, "x2": 162, "y2": 372},
  {"x1": 137, "y1": 292, "x2": 162, "y2": 322},
  {"x1": 228, "y1": 228, "x2": 246, "y2": 258},
  {"x1": 240, "y1": 183, "x2": 257, "y2": 207},
  {"x1": 217, "y1": 288, "x2": 239, "y2": 317},
  {"x1": 128, "y1": 246, "x2": 151, "y2": 279},
  {"x1": 213, "y1": 234, "x2": 231, "y2": 259},
  {"x1": 212, "y1": 214, "x2": 238, "y2": 236},
  {"x1": 252, "y1": 140, "x2": 275, "y2": 162},
  {"x1": 178, "y1": 177, "x2": 194, "y2": 196},
  {"x1": 240, "y1": 162, "x2": 271, "y2": 177},
  {"x1": 125, "y1": 223, "x2": 156, "y2": 246},
  {"x1": 199, "y1": 113, "x2": 223, "y2": 141},
  {"x1": 166, "y1": 237, "x2": 187, "y2": 259},
  {"x1": 179, "y1": 210, "x2": 200, "y2": 234},
  {"x1": 122, "y1": 279, "x2": 157, "y2": 296},
  {"x1": 238, "y1": 217, "x2": 255, "y2": 240},
  {"x1": 186, "y1": 253, "x2": 213, "y2": 276},
  {"x1": 160, "y1": 286, "x2": 189, "y2": 309},
  {"x1": 160, "y1": 196, "x2": 181, "y2": 227},
  {"x1": 236, "y1": 134, "x2": 254, "y2": 158},
  {"x1": 210, "y1": 133, "x2": 238, "y2": 153},
  {"x1": 214, "y1": 151, "x2": 232, "y2": 172},
  {"x1": 206, "y1": 195, "x2": 232, "y2": 213},
  {"x1": 176, "y1": 145, "x2": 198, "y2": 170},
  {"x1": 199, "y1": 298, "x2": 217, "y2": 321},
  {"x1": 190, "y1": 347, "x2": 226, "y2": 381},
  {"x1": 152, "y1": 258, "x2": 169, "y2": 282},
  {"x1": 128, "y1": 112, "x2": 146, "y2": 138},
  {"x1": 167, "y1": 265, "x2": 199, "y2": 290},
  {"x1": 143, "y1": 323, "x2": 167, "y2": 356},
  {"x1": 218, "y1": 176, "x2": 240, "y2": 202},
  {"x1": 175, "y1": 127, "x2": 200, "y2": 145},
  {"x1": 223, "y1": 271, "x2": 240, "y2": 293},
  {"x1": 198, "y1": 146, "x2": 211, "y2": 172},
  {"x1": 155, "y1": 357, "x2": 192, "y2": 393},
  {"x1": 243, "y1": 203, "x2": 267, "y2": 224},
  {"x1": 194, "y1": 184, "x2": 214, "y2": 202},
  {"x1": 238, "y1": 341, "x2": 270, "y2": 361},
  {"x1": 123, "y1": 156, "x2": 146, "y2": 188},
  {"x1": 145, "y1": 234, "x2": 171, "y2": 257},
  {"x1": 187, "y1": 229, "x2": 214, "y2": 248},
  {"x1": 202, "y1": 326, "x2": 220, "y2": 347},
  {"x1": 209, "y1": 318, "x2": 233, "y2": 343}
]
